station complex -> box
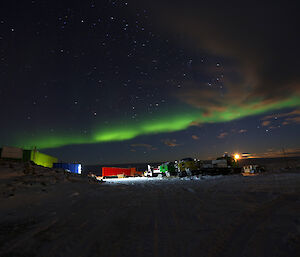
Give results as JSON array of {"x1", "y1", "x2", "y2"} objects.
[{"x1": 1, "y1": 145, "x2": 262, "y2": 177}]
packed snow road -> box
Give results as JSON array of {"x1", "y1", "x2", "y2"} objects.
[{"x1": 1, "y1": 163, "x2": 300, "y2": 257}]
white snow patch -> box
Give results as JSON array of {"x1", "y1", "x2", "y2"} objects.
[{"x1": 101, "y1": 175, "x2": 224, "y2": 185}]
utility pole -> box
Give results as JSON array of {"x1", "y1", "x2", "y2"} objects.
[{"x1": 282, "y1": 147, "x2": 289, "y2": 169}]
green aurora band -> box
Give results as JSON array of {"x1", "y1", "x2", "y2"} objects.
[{"x1": 17, "y1": 96, "x2": 300, "y2": 149}]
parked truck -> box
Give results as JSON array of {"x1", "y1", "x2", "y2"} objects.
[
  {"x1": 242, "y1": 165, "x2": 265, "y2": 176},
  {"x1": 144, "y1": 165, "x2": 162, "y2": 177},
  {"x1": 177, "y1": 158, "x2": 201, "y2": 176},
  {"x1": 160, "y1": 162, "x2": 177, "y2": 177},
  {"x1": 201, "y1": 153, "x2": 241, "y2": 175}
]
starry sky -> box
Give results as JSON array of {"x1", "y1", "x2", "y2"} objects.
[{"x1": 1, "y1": 0, "x2": 300, "y2": 164}]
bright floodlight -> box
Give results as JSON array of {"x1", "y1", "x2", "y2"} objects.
[{"x1": 234, "y1": 154, "x2": 240, "y2": 160}]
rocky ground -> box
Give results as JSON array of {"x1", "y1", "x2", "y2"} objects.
[{"x1": 0, "y1": 160, "x2": 300, "y2": 257}]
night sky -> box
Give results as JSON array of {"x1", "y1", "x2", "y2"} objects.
[{"x1": 1, "y1": 0, "x2": 299, "y2": 164}]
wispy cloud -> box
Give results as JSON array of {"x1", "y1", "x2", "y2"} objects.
[
  {"x1": 217, "y1": 132, "x2": 228, "y2": 139},
  {"x1": 189, "y1": 121, "x2": 203, "y2": 127},
  {"x1": 261, "y1": 109, "x2": 300, "y2": 127},
  {"x1": 262, "y1": 109, "x2": 300, "y2": 120},
  {"x1": 132, "y1": 0, "x2": 300, "y2": 122},
  {"x1": 262, "y1": 120, "x2": 271, "y2": 127},
  {"x1": 218, "y1": 129, "x2": 247, "y2": 138},
  {"x1": 251, "y1": 148, "x2": 300, "y2": 158},
  {"x1": 162, "y1": 139, "x2": 180, "y2": 147},
  {"x1": 283, "y1": 116, "x2": 300, "y2": 125},
  {"x1": 131, "y1": 143, "x2": 152, "y2": 148},
  {"x1": 130, "y1": 143, "x2": 157, "y2": 151}
]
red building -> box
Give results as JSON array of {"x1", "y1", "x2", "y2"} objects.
[{"x1": 102, "y1": 167, "x2": 137, "y2": 177}]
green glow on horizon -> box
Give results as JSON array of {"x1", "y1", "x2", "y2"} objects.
[{"x1": 16, "y1": 96, "x2": 300, "y2": 149}]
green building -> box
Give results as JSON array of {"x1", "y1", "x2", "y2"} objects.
[
  {"x1": 23, "y1": 150, "x2": 58, "y2": 168},
  {"x1": 160, "y1": 162, "x2": 176, "y2": 176}
]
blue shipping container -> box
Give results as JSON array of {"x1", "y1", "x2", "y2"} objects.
[{"x1": 53, "y1": 163, "x2": 82, "y2": 174}]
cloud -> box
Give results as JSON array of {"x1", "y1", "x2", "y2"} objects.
[
  {"x1": 262, "y1": 109, "x2": 300, "y2": 127},
  {"x1": 217, "y1": 132, "x2": 228, "y2": 139},
  {"x1": 218, "y1": 129, "x2": 246, "y2": 138},
  {"x1": 131, "y1": 143, "x2": 157, "y2": 150},
  {"x1": 162, "y1": 139, "x2": 180, "y2": 147},
  {"x1": 262, "y1": 109, "x2": 300, "y2": 120},
  {"x1": 131, "y1": 143, "x2": 153, "y2": 149},
  {"x1": 283, "y1": 116, "x2": 300, "y2": 126},
  {"x1": 268, "y1": 126, "x2": 278, "y2": 130},
  {"x1": 251, "y1": 148, "x2": 300, "y2": 158},
  {"x1": 192, "y1": 135, "x2": 199, "y2": 140},
  {"x1": 131, "y1": 0, "x2": 300, "y2": 117},
  {"x1": 262, "y1": 121, "x2": 271, "y2": 127},
  {"x1": 189, "y1": 121, "x2": 203, "y2": 127}
]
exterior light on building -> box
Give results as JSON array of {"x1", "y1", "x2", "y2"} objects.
[{"x1": 234, "y1": 154, "x2": 240, "y2": 160}]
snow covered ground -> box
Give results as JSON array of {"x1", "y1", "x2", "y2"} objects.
[
  {"x1": 1, "y1": 160, "x2": 300, "y2": 257},
  {"x1": 102, "y1": 175, "x2": 224, "y2": 185}
]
